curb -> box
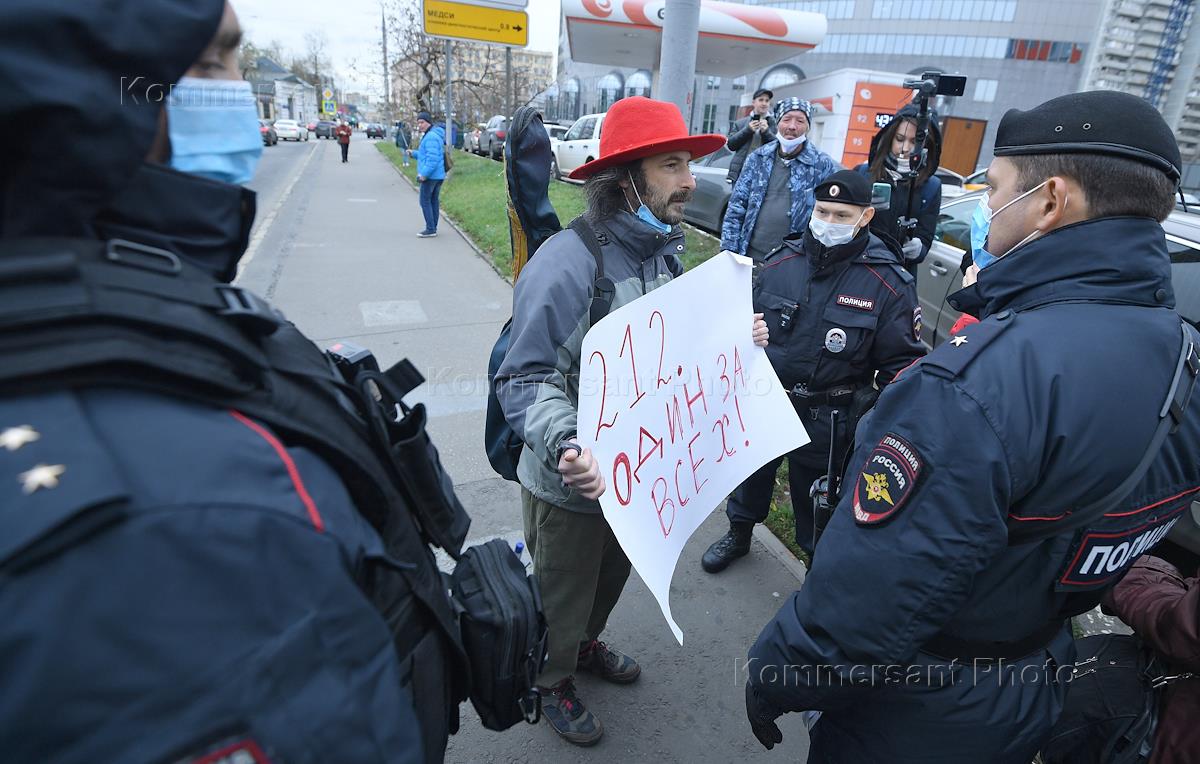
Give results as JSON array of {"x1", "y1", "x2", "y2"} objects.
[
  {"x1": 753, "y1": 525, "x2": 808, "y2": 584},
  {"x1": 377, "y1": 144, "x2": 514, "y2": 285}
]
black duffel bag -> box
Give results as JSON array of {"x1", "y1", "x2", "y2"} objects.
[{"x1": 451, "y1": 539, "x2": 548, "y2": 730}]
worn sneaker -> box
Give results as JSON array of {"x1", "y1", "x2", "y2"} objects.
[
  {"x1": 416, "y1": 230, "x2": 438, "y2": 238},
  {"x1": 577, "y1": 639, "x2": 641, "y2": 684},
  {"x1": 539, "y1": 676, "x2": 603, "y2": 746}
]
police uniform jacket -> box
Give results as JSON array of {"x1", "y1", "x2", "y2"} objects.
[
  {"x1": 748, "y1": 216, "x2": 1200, "y2": 762},
  {"x1": 754, "y1": 228, "x2": 924, "y2": 465}
]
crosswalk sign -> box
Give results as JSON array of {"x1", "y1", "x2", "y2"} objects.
[{"x1": 322, "y1": 100, "x2": 336, "y2": 114}]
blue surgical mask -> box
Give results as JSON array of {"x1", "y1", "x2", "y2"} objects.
[
  {"x1": 167, "y1": 77, "x2": 263, "y2": 185},
  {"x1": 627, "y1": 172, "x2": 672, "y2": 234},
  {"x1": 969, "y1": 181, "x2": 1049, "y2": 269}
]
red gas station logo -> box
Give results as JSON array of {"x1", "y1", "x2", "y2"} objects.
[
  {"x1": 583, "y1": 0, "x2": 613, "y2": 18},
  {"x1": 709, "y1": 4, "x2": 788, "y2": 37}
]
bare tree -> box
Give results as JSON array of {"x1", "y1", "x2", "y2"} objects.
[
  {"x1": 387, "y1": 0, "x2": 505, "y2": 118},
  {"x1": 302, "y1": 31, "x2": 332, "y2": 89}
]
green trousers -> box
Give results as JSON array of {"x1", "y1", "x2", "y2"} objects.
[{"x1": 521, "y1": 489, "x2": 632, "y2": 686}]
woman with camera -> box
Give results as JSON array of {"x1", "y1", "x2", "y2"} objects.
[{"x1": 856, "y1": 103, "x2": 943, "y2": 275}]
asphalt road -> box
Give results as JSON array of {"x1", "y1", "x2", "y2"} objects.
[{"x1": 236, "y1": 134, "x2": 812, "y2": 763}]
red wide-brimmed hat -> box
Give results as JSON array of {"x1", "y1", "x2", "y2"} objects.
[{"x1": 568, "y1": 97, "x2": 727, "y2": 180}]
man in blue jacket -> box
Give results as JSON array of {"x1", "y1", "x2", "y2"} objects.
[
  {"x1": 743, "y1": 90, "x2": 1200, "y2": 762},
  {"x1": 721, "y1": 97, "x2": 840, "y2": 260},
  {"x1": 412, "y1": 110, "x2": 447, "y2": 238}
]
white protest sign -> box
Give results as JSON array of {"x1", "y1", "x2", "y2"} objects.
[{"x1": 578, "y1": 251, "x2": 809, "y2": 644}]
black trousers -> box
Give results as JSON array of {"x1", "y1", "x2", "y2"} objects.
[
  {"x1": 340, "y1": 142, "x2": 349, "y2": 162},
  {"x1": 726, "y1": 456, "x2": 824, "y2": 556}
]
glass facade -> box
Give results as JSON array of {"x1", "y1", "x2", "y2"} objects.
[
  {"x1": 973, "y1": 78, "x2": 999, "y2": 102},
  {"x1": 597, "y1": 72, "x2": 623, "y2": 112},
  {"x1": 760, "y1": 63, "x2": 804, "y2": 90},
  {"x1": 820, "y1": 33, "x2": 1084, "y2": 62},
  {"x1": 757, "y1": 0, "x2": 857, "y2": 18},
  {"x1": 872, "y1": 0, "x2": 1017, "y2": 21},
  {"x1": 625, "y1": 70, "x2": 651, "y2": 98}
]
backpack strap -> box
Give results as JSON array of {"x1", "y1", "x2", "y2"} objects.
[{"x1": 568, "y1": 217, "x2": 615, "y2": 326}]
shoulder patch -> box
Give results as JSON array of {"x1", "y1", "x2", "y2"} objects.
[
  {"x1": 913, "y1": 306, "x2": 923, "y2": 341},
  {"x1": 853, "y1": 432, "x2": 925, "y2": 526},
  {"x1": 921, "y1": 311, "x2": 1017, "y2": 379}
]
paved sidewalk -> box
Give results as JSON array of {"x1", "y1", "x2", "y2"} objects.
[{"x1": 238, "y1": 138, "x2": 812, "y2": 763}]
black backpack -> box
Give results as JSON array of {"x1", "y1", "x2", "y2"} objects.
[{"x1": 485, "y1": 217, "x2": 614, "y2": 481}]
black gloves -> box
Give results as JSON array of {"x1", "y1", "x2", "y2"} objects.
[{"x1": 745, "y1": 681, "x2": 784, "y2": 750}]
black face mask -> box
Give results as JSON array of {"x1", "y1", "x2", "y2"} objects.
[{"x1": 91, "y1": 162, "x2": 257, "y2": 283}]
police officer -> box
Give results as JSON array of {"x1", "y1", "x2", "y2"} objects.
[
  {"x1": 702, "y1": 171, "x2": 924, "y2": 571},
  {"x1": 743, "y1": 91, "x2": 1200, "y2": 763},
  {"x1": 0, "y1": 2, "x2": 467, "y2": 762}
]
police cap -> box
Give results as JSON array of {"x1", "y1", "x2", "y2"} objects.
[
  {"x1": 815, "y1": 170, "x2": 872, "y2": 206},
  {"x1": 993, "y1": 90, "x2": 1181, "y2": 182}
]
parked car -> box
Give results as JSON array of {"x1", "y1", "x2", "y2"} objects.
[
  {"x1": 258, "y1": 119, "x2": 277, "y2": 146},
  {"x1": 306, "y1": 121, "x2": 317, "y2": 132},
  {"x1": 465, "y1": 123, "x2": 485, "y2": 154},
  {"x1": 962, "y1": 167, "x2": 988, "y2": 191},
  {"x1": 682, "y1": 146, "x2": 734, "y2": 234},
  {"x1": 272, "y1": 119, "x2": 307, "y2": 141},
  {"x1": 545, "y1": 123, "x2": 569, "y2": 150},
  {"x1": 482, "y1": 115, "x2": 508, "y2": 160},
  {"x1": 315, "y1": 120, "x2": 336, "y2": 139},
  {"x1": 365, "y1": 123, "x2": 386, "y2": 139},
  {"x1": 934, "y1": 167, "x2": 967, "y2": 199},
  {"x1": 552, "y1": 112, "x2": 606, "y2": 180}
]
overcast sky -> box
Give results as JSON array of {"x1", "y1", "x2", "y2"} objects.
[{"x1": 235, "y1": 0, "x2": 560, "y2": 97}]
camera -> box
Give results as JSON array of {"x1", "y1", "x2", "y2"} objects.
[
  {"x1": 902, "y1": 71, "x2": 967, "y2": 98},
  {"x1": 891, "y1": 72, "x2": 968, "y2": 248}
]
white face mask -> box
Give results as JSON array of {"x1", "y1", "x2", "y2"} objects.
[
  {"x1": 777, "y1": 134, "x2": 807, "y2": 154},
  {"x1": 809, "y1": 211, "x2": 865, "y2": 248}
]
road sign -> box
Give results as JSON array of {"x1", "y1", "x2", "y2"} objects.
[
  {"x1": 322, "y1": 88, "x2": 333, "y2": 100},
  {"x1": 422, "y1": 0, "x2": 528, "y2": 47},
  {"x1": 323, "y1": 100, "x2": 336, "y2": 114}
]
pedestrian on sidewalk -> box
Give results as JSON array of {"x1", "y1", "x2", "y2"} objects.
[
  {"x1": 335, "y1": 118, "x2": 351, "y2": 163},
  {"x1": 493, "y1": 96, "x2": 728, "y2": 747},
  {"x1": 412, "y1": 111, "x2": 446, "y2": 238}
]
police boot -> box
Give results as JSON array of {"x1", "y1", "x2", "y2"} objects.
[{"x1": 701, "y1": 521, "x2": 753, "y2": 573}]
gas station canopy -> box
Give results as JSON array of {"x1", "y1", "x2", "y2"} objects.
[{"x1": 562, "y1": 0, "x2": 827, "y2": 77}]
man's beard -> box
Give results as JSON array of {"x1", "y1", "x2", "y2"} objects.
[{"x1": 648, "y1": 187, "x2": 693, "y2": 225}]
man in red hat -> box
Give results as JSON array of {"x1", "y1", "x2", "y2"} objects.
[{"x1": 493, "y1": 96, "x2": 728, "y2": 746}]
